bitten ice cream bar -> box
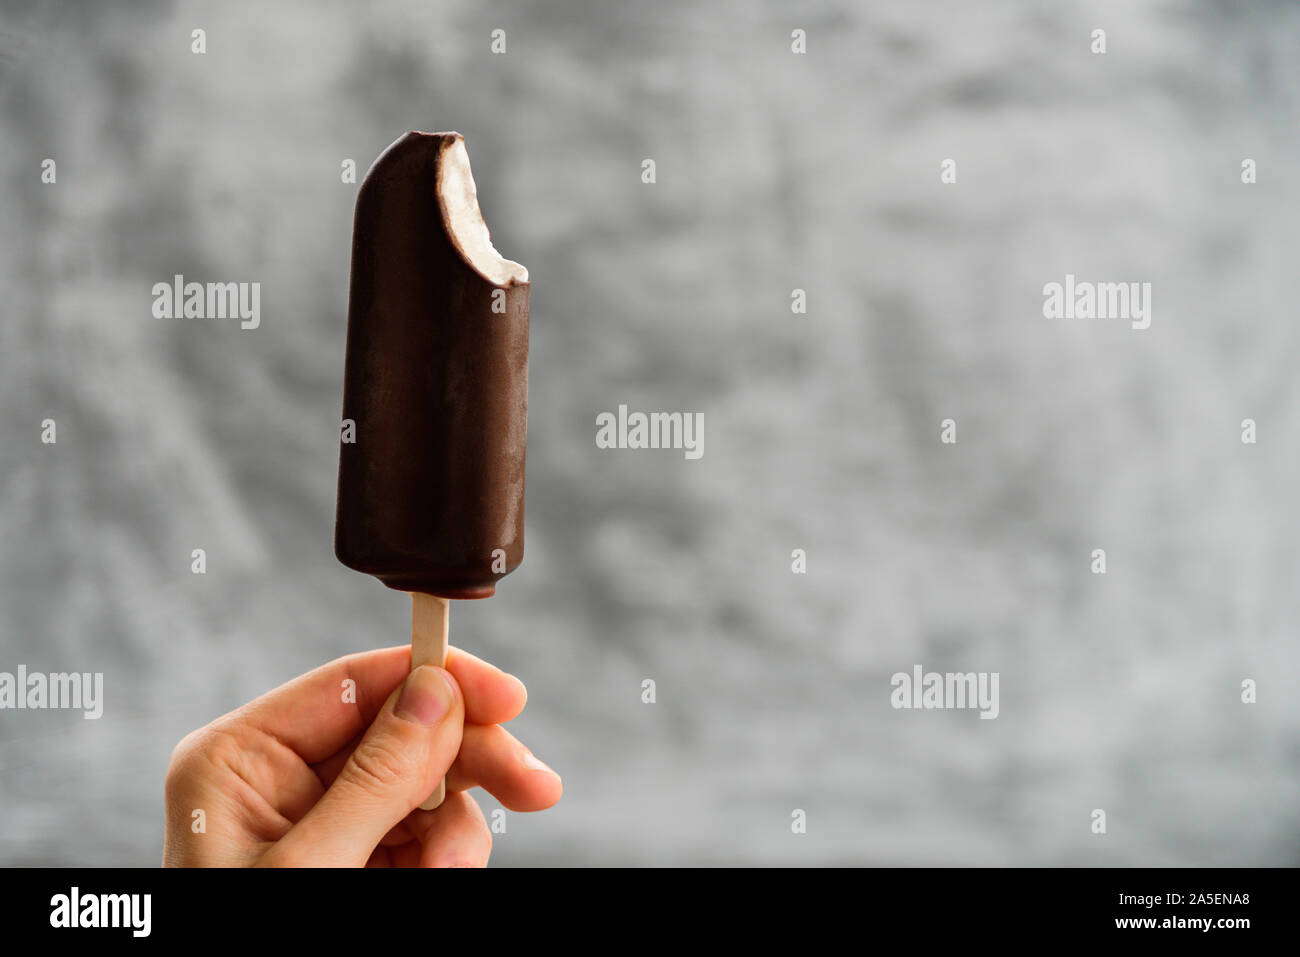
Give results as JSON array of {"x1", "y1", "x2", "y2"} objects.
[{"x1": 334, "y1": 131, "x2": 530, "y2": 808}]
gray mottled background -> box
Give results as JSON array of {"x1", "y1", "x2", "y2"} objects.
[{"x1": 2, "y1": 0, "x2": 1298, "y2": 866}]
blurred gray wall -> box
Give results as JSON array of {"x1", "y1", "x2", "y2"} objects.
[{"x1": 1, "y1": 0, "x2": 1297, "y2": 865}]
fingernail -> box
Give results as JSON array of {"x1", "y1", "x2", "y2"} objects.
[
  {"x1": 521, "y1": 751, "x2": 555, "y2": 775},
  {"x1": 395, "y1": 666, "x2": 454, "y2": 726}
]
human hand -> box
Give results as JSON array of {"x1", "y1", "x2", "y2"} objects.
[{"x1": 163, "y1": 645, "x2": 561, "y2": 866}]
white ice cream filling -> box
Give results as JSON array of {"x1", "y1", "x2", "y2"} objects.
[{"x1": 438, "y1": 137, "x2": 529, "y2": 285}]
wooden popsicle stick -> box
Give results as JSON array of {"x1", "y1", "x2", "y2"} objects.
[{"x1": 411, "y1": 591, "x2": 450, "y2": 811}]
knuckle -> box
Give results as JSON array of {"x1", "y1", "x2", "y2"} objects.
[
  {"x1": 344, "y1": 736, "x2": 411, "y2": 798},
  {"x1": 165, "y1": 729, "x2": 200, "y2": 777},
  {"x1": 164, "y1": 727, "x2": 211, "y2": 792},
  {"x1": 164, "y1": 723, "x2": 245, "y2": 795}
]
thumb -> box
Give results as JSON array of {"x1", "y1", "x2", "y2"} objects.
[{"x1": 265, "y1": 665, "x2": 463, "y2": 866}]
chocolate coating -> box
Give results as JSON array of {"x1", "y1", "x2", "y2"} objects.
[{"x1": 335, "y1": 132, "x2": 529, "y2": 599}]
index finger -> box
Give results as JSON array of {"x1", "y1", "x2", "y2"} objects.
[{"x1": 445, "y1": 647, "x2": 528, "y2": 726}]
